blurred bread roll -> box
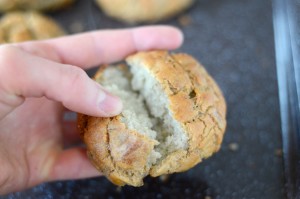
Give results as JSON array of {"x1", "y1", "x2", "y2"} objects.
[
  {"x1": 0, "y1": 11, "x2": 65, "y2": 43},
  {"x1": 0, "y1": 0, "x2": 75, "y2": 12},
  {"x1": 95, "y1": 0, "x2": 194, "y2": 23}
]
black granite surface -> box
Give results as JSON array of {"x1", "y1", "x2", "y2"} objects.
[{"x1": 2, "y1": 0, "x2": 285, "y2": 198}]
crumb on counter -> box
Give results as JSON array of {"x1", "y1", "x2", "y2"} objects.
[
  {"x1": 228, "y1": 142, "x2": 239, "y2": 152},
  {"x1": 116, "y1": 186, "x2": 122, "y2": 193},
  {"x1": 178, "y1": 14, "x2": 192, "y2": 27},
  {"x1": 69, "y1": 21, "x2": 84, "y2": 33},
  {"x1": 274, "y1": 148, "x2": 283, "y2": 157},
  {"x1": 159, "y1": 175, "x2": 170, "y2": 183}
]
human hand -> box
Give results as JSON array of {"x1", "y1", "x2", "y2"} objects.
[{"x1": 0, "y1": 26, "x2": 183, "y2": 195}]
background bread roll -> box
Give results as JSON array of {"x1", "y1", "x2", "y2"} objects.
[
  {"x1": 78, "y1": 51, "x2": 227, "y2": 186},
  {"x1": 0, "y1": 11, "x2": 65, "y2": 43},
  {"x1": 0, "y1": 0, "x2": 75, "y2": 12},
  {"x1": 95, "y1": 0, "x2": 194, "y2": 23}
]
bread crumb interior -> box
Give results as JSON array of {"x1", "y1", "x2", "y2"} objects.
[{"x1": 100, "y1": 65, "x2": 188, "y2": 167}]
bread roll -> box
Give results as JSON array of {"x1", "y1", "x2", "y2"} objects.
[
  {"x1": 0, "y1": 11, "x2": 65, "y2": 43},
  {"x1": 0, "y1": 0, "x2": 75, "y2": 12},
  {"x1": 95, "y1": 0, "x2": 194, "y2": 24},
  {"x1": 78, "y1": 51, "x2": 226, "y2": 186}
]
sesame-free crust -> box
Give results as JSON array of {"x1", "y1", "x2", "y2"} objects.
[{"x1": 78, "y1": 51, "x2": 226, "y2": 186}]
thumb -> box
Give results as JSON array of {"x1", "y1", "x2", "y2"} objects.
[{"x1": 0, "y1": 45, "x2": 122, "y2": 119}]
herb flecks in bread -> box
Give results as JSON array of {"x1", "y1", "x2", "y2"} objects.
[{"x1": 78, "y1": 51, "x2": 226, "y2": 186}]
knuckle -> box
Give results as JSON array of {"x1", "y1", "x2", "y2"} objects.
[
  {"x1": 64, "y1": 65, "x2": 87, "y2": 85},
  {"x1": 0, "y1": 45, "x2": 20, "y2": 73},
  {"x1": 61, "y1": 65, "x2": 88, "y2": 95},
  {"x1": 0, "y1": 45, "x2": 23, "y2": 95},
  {"x1": 59, "y1": 65, "x2": 88, "y2": 105}
]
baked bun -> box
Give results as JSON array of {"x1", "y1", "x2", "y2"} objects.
[
  {"x1": 0, "y1": 0, "x2": 75, "y2": 12},
  {"x1": 0, "y1": 11, "x2": 65, "y2": 43},
  {"x1": 78, "y1": 51, "x2": 226, "y2": 186},
  {"x1": 95, "y1": 0, "x2": 194, "y2": 24}
]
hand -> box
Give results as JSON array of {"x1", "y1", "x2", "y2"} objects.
[{"x1": 0, "y1": 26, "x2": 183, "y2": 195}]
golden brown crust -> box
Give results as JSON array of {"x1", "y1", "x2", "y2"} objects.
[
  {"x1": 95, "y1": 0, "x2": 194, "y2": 23},
  {"x1": 78, "y1": 51, "x2": 226, "y2": 186},
  {"x1": 78, "y1": 113, "x2": 158, "y2": 186},
  {"x1": 126, "y1": 51, "x2": 226, "y2": 177},
  {"x1": 0, "y1": 11, "x2": 65, "y2": 43},
  {"x1": 0, "y1": 0, "x2": 75, "y2": 12}
]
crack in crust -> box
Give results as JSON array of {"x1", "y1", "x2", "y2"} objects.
[
  {"x1": 171, "y1": 53, "x2": 226, "y2": 132},
  {"x1": 146, "y1": 52, "x2": 226, "y2": 176}
]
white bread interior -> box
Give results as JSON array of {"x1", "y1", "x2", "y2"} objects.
[{"x1": 100, "y1": 64, "x2": 188, "y2": 167}]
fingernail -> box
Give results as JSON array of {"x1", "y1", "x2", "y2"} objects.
[{"x1": 98, "y1": 89, "x2": 123, "y2": 117}]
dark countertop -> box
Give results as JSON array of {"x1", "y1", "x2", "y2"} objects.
[{"x1": 3, "y1": 0, "x2": 285, "y2": 198}]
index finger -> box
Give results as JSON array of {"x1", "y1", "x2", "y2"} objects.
[{"x1": 15, "y1": 25, "x2": 183, "y2": 68}]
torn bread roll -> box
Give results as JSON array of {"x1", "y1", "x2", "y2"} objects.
[{"x1": 78, "y1": 51, "x2": 226, "y2": 186}]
